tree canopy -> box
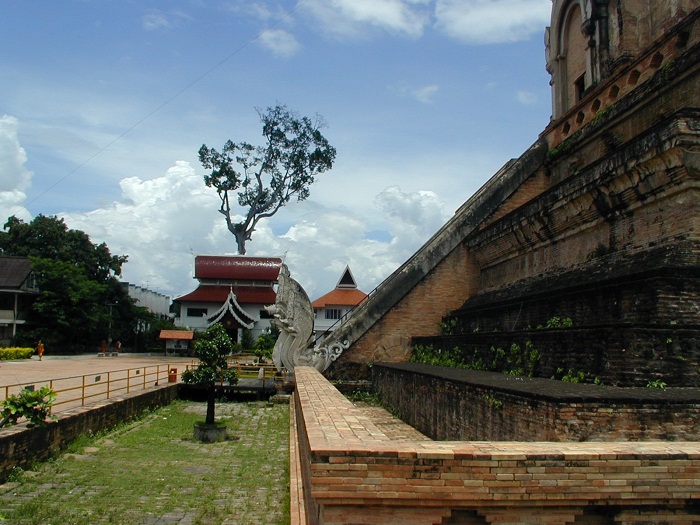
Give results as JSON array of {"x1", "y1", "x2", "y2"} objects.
[
  {"x1": 0, "y1": 215, "x2": 146, "y2": 350},
  {"x1": 0, "y1": 215, "x2": 127, "y2": 281},
  {"x1": 198, "y1": 104, "x2": 336, "y2": 254}
]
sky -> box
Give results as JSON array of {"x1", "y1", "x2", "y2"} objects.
[{"x1": 1, "y1": 0, "x2": 554, "y2": 302}]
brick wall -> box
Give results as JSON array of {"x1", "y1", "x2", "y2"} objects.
[
  {"x1": 0, "y1": 384, "x2": 179, "y2": 482},
  {"x1": 329, "y1": 244, "x2": 479, "y2": 381},
  {"x1": 373, "y1": 363, "x2": 700, "y2": 441},
  {"x1": 293, "y1": 366, "x2": 700, "y2": 525}
]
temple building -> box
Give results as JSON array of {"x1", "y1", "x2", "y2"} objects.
[
  {"x1": 173, "y1": 255, "x2": 282, "y2": 342},
  {"x1": 311, "y1": 266, "x2": 367, "y2": 337},
  {"x1": 320, "y1": 0, "x2": 700, "y2": 387},
  {"x1": 0, "y1": 256, "x2": 39, "y2": 344}
]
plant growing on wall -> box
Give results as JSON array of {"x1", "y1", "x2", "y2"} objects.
[{"x1": 181, "y1": 324, "x2": 238, "y2": 427}]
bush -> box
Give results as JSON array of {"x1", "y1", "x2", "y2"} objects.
[
  {"x1": 0, "y1": 347, "x2": 35, "y2": 360},
  {"x1": 0, "y1": 386, "x2": 57, "y2": 428}
]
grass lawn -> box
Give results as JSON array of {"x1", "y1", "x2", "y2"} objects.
[{"x1": 0, "y1": 400, "x2": 290, "y2": 525}]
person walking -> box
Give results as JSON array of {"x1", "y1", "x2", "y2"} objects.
[{"x1": 36, "y1": 340, "x2": 45, "y2": 361}]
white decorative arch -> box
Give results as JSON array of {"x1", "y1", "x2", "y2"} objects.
[{"x1": 206, "y1": 287, "x2": 257, "y2": 329}]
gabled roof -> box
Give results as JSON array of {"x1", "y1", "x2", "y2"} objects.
[
  {"x1": 0, "y1": 256, "x2": 34, "y2": 289},
  {"x1": 159, "y1": 330, "x2": 194, "y2": 340},
  {"x1": 174, "y1": 285, "x2": 276, "y2": 305},
  {"x1": 336, "y1": 266, "x2": 358, "y2": 288},
  {"x1": 311, "y1": 288, "x2": 368, "y2": 309},
  {"x1": 312, "y1": 266, "x2": 368, "y2": 308},
  {"x1": 207, "y1": 288, "x2": 258, "y2": 328},
  {"x1": 194, "y1": 255, "x2": 282, "y2": 281}
]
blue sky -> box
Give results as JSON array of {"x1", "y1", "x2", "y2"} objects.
[{"x1": 1, "y1": 0, "x2": 553, "y2": 301}]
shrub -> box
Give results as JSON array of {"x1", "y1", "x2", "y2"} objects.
[
  {"x1": 0, "y1": 347, "x2": 35, "y2": 360},
  {"x1": 0, "y1": 386, "x2": 57, "y2": 428}
]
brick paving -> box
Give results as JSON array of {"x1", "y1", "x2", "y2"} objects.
[{"x1": 0, "y1": 353, "x2": 195, "y2": 389}]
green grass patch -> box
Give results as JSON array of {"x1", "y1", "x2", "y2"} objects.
[{"x1": 0, "y1": 400, "x2": 290, "y2": 525}]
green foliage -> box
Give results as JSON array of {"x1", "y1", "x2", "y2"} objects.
[
  {"x1": 1, "y1": 401, "x2": 290, "y2": 524},
  {"x1": 1, "y1": 215, "x2": 139, "y2": 350},
  {"x1": 538, "y1": 316, "x2": 574, "y2": 329},
  {"x1": 182, "y1": 324, "x2": 238, "y2": 425},
  {"x1": 254, "y1": 326, "x2": 278, "y2": 361},
  {"x1": 409, "y1": 345, "x2": 468, "y2": 369},
  {"x1": 240, "y1": 329, "x2": 255, "y2": 351},
  {"x1": 182, "y1": 325, "x2": 239, "y2": 388},
  {"x1": 482, "y1": 394, "x2": 503, "y2": 409},
  {"x1": 551, "y1": 368, "x2": 601, "y2": 384},
  {"x1": 347, "y1": 390, "x2": 381, "y2": 405},
  {"x1": 0, "y1": 215, "x2": 127, "y2": 280},
  {"x1": 0, "y1": 347, "x2": 34, "y2": 360},
  {"x1": 646, "y1": 379, "x2": 667, "y2": 390},
  {"x1": 410, "y1": 341, "x2": 540, "y2": 377},
  {"x1": 0, "y1": 386, "x2": 57, "y2": 428},
  {"x1": 199, "y1": 104, "x2": 336, "y2": 254},
  {"x1": 439, "y1": 316, "x2": 458, "y2": 336}
]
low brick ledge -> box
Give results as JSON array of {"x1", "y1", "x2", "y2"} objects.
[{"x1": 293, "y1": 366, "x2": 700, "y2": 524}]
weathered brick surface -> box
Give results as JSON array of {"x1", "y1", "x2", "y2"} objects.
[
  {"x1": 328, "y1": 12, "x2": 700, "y2": 384},
  {"x1": 373, "y1": 363, "x2": 700, "y2": 442},
  {"x1": 329, "y1": 244, "x2": 479, "y2": 381},
  {"x1": 293, "y1": 366, "x2": 700, "y2": 525}
]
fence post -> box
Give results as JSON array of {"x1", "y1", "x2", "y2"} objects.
[
  {"x1": 107, "y1": 371, "x2": 111, "y2": 399},
  {"x1": 82, "y1": 375, "x2": 86, "y2": 406}
]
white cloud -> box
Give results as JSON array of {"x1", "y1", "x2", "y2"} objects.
[
  {"x1": 302, "y1": 0, "x2": 430, "y2": 39},
  {"x1": 259, "y1": 28, "x2": 301, "y2": 57},
  {"x1": 413, "y1": 84, "x2": 439, "y2": 103},
  {"x1": 0, "y1": 115, "x2": 32, "y2": 222},
  {"x1": 434, "y1": 0, "x2": 550, "y2": 44},
  {"x1": 391, "y1": 82, "x2": 440, "y2": 104},
  {"x1": 142, "y1": 9, "x2": 192, "y2": 31},
  {"x1": 63, "y1": 161, "x2": 224, "y2": 296},
  {"x1": 517, "y1": 90, "x2": 537, "y2": 104},
  {"x1": 375, "y1": 185, "x2": 447, "y2": 243},
  {"x1": 56, "y1": 160, "x2": 439, "y2": 301}
]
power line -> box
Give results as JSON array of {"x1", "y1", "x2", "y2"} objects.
[{"x1": 22, "y1": 0, "x2": 310, "y2": 212}]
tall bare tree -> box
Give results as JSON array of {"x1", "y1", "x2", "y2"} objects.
[{"x1": 199, "y1": 104, "x2": 336, "y2": 254}]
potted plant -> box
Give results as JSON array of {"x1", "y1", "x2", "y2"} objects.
[{"x1": 181, "y1": 324, "x2": 238, "y2": 442}]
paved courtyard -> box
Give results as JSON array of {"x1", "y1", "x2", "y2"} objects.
[{"x1": 0, "y1": 353, "x2": 195, "y2": 389}]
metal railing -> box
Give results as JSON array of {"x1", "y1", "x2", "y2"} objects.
[
  {"x1": 186, "y1": 361, "x2": 282, "y2": 381},
  {"x1": 1, "y1": 364, "x2": 185, "y2": 414}
]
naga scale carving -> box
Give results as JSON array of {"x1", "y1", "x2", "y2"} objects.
[{"x1": 266, "y1": 264, "x2": 349, "y2": 373}]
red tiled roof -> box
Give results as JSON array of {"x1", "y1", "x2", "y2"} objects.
[
  {"x1": 311, "y1": 288, "x2": 368, "y2": 308},
  {"x1": 159, "y1": 330, "x2": 194, "y2": 340},
  {"x1": 175, "y1": 285, "x2": 276, "y2": 305},
  {"x1": 194, "y1": 255, "x2": 282, "y2": 281}
]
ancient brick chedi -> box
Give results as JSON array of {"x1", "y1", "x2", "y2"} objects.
[{"x1": 321, "y1": 0, "x2": 700, "y2": 386}]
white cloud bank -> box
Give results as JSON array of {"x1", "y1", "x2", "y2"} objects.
[
  {"x1": 434, "y1": 0, "x2": 551, "y2": 44},
  {"x1": 302, "y1": 0, "x2": 430, "y2": 39},
  {"x1": 0, "y1": 115, "x2": 32, "y2": 222},
  {"x1": 58, "y1": 158, "x2": 449, "y2": 302},
  {"x1": 299, "y1": 0, "x2": 549, "y2": 43}
]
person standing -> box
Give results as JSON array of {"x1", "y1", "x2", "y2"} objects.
[{"x1": 36, "y1": 340, "x2": 45, "y2": 361}]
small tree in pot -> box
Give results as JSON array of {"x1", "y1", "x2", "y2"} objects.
[{"x1": 181, "y1": 324, "x2": 238, "y2": 441}]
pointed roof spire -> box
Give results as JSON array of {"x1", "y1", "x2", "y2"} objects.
[{"x1": 336, "y1": 266, "x2": 357, "y2": 289}]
